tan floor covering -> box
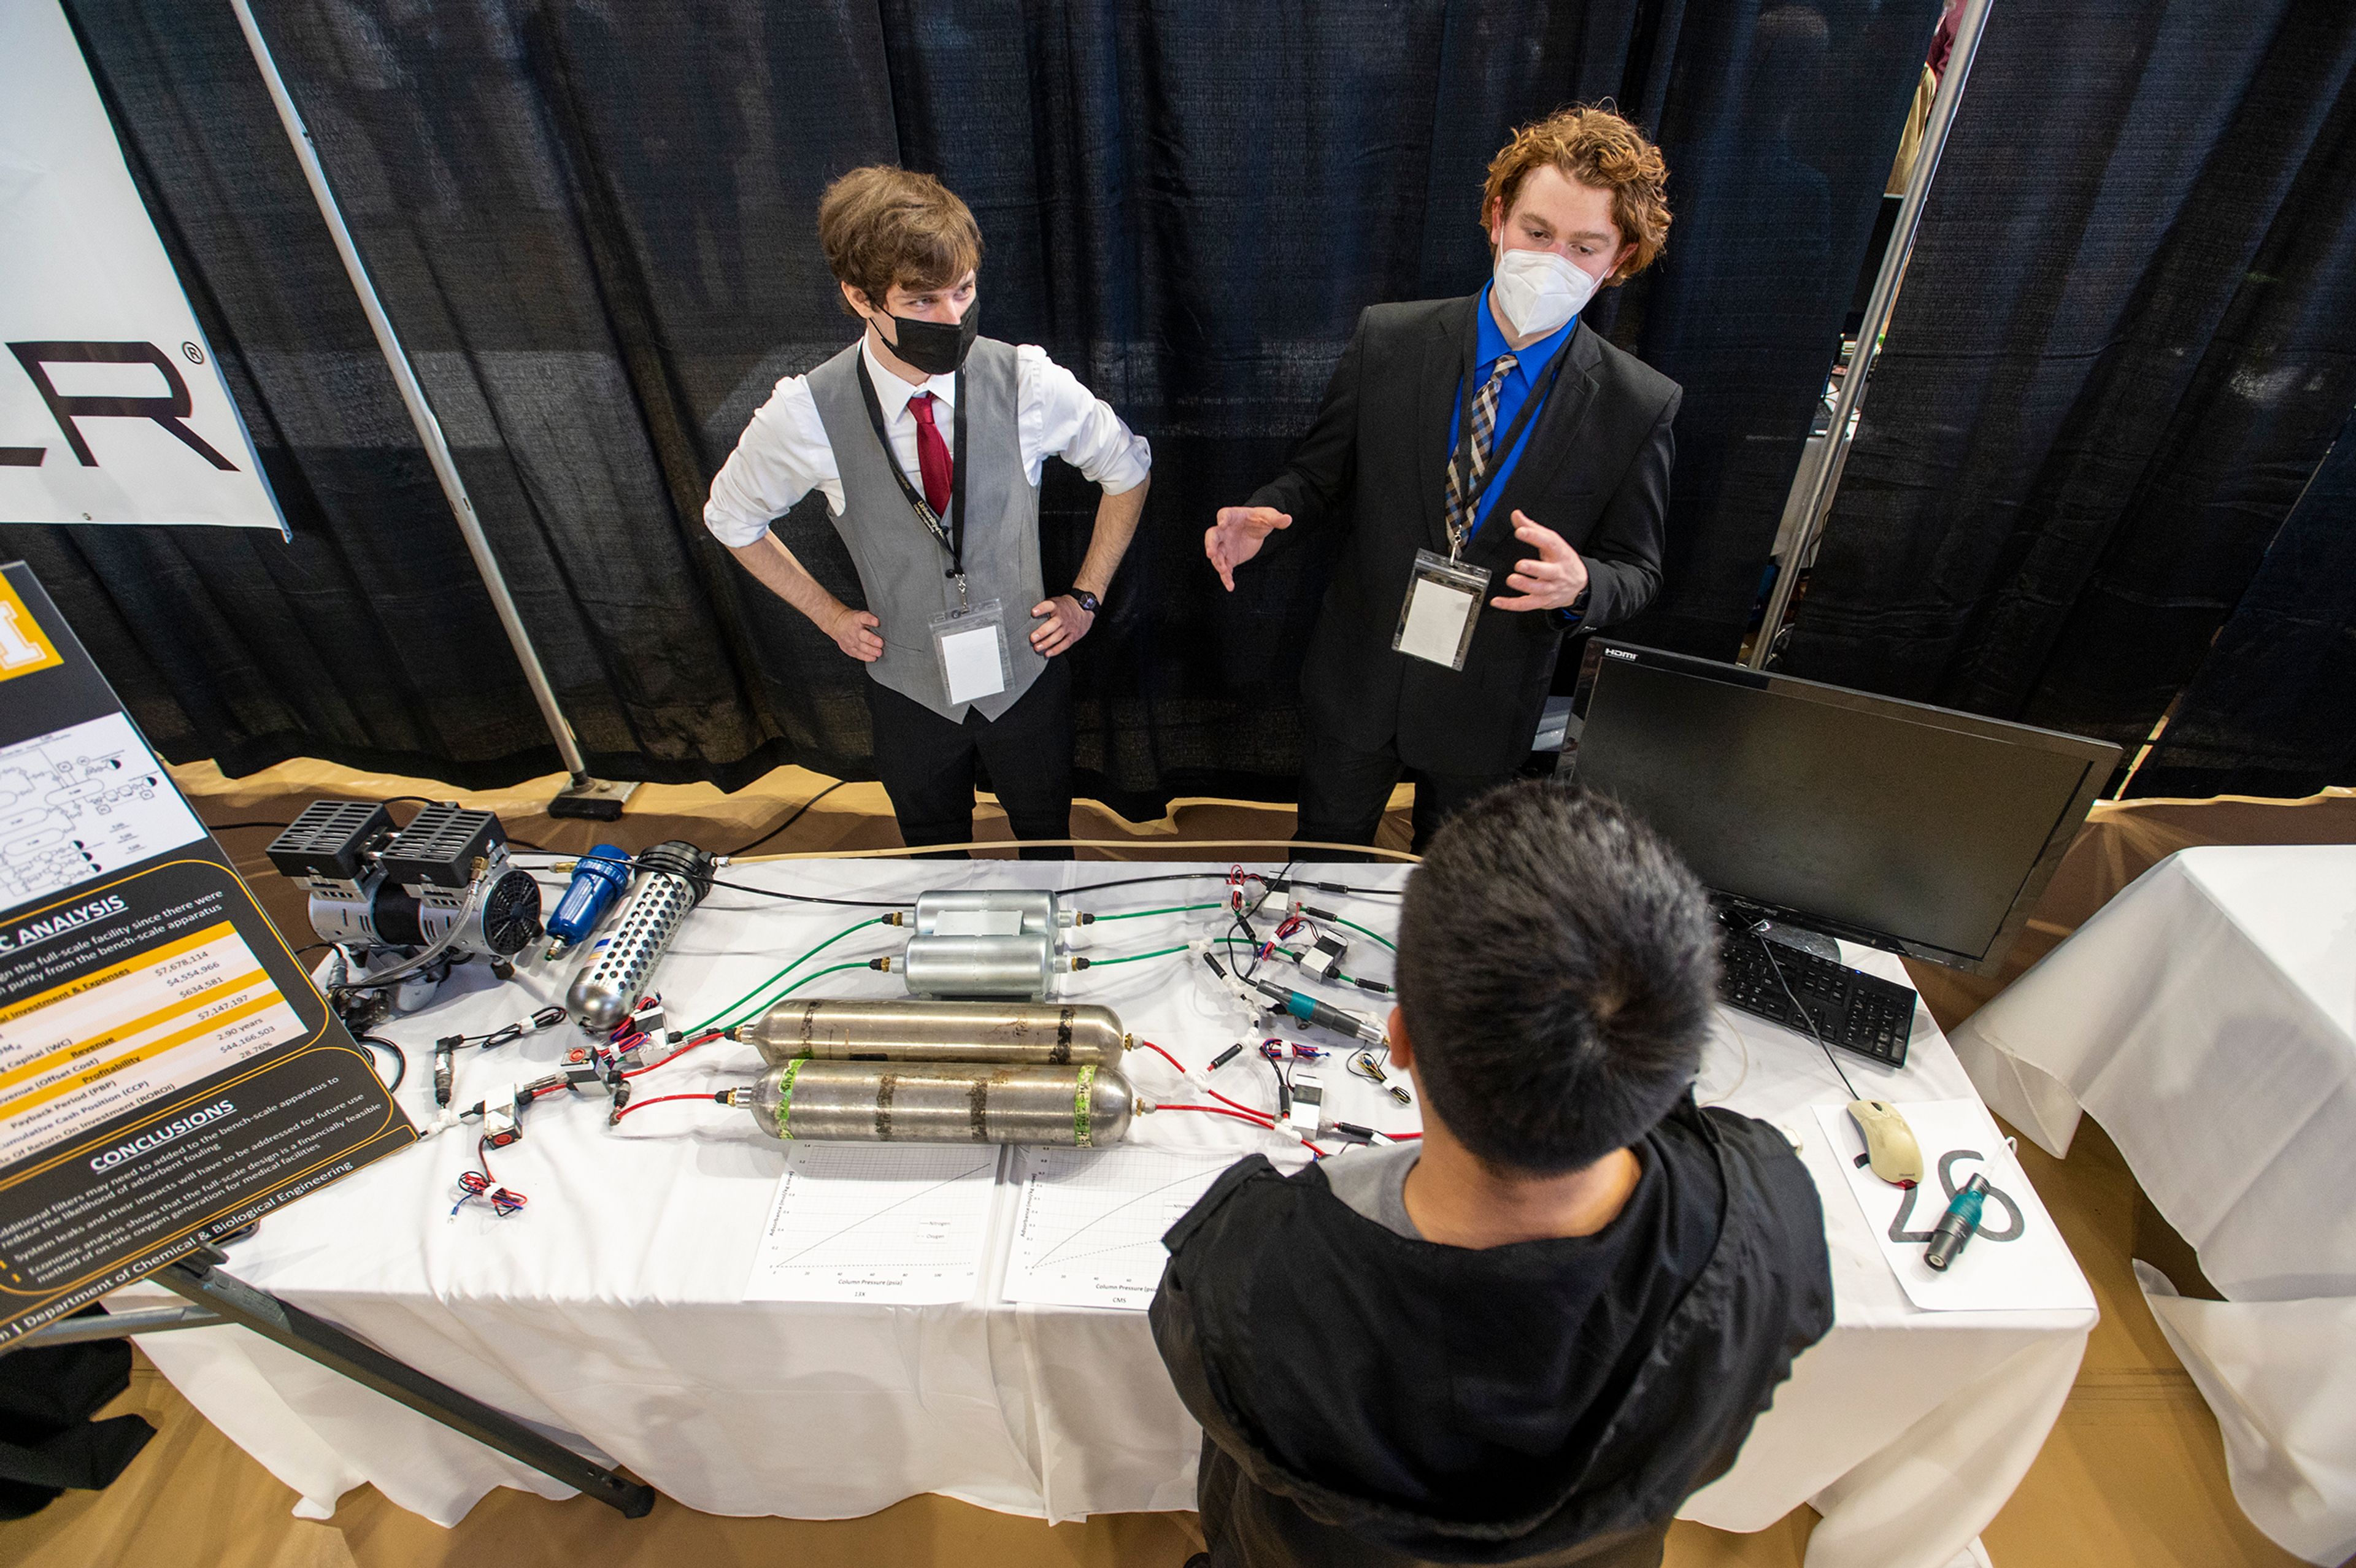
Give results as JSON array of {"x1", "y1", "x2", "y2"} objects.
[{"x1": 1, "y1": 763, "x2": 2338, "y2": 1567}]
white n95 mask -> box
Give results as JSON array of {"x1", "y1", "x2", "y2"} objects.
[{"x1": 1490, "y1": 247, "x2": 1601, "y2": 339}]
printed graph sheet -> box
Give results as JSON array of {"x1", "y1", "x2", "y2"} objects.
[
  {"x1": 1004, "y1": 1145, "x2": 1237, "y2": 1310},
  {"x1": 743, "y1": 1142, "x2": 1001, "y2": 1304}
]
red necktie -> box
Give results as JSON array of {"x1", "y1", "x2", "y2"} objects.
[{"x1": 907, "y1": 391, "x2": 953, "y2": 518}]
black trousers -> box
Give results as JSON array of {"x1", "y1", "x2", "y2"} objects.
[
  {"x1": 1292, "y1": 717, "x2": 1512, "y2": 858},
  {"x1": 863, "y1": 659, "x2": 1075, "y2": 859}
]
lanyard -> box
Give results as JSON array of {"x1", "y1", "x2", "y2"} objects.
[
  {"x1": 855, "y1": 355, "x2": 971, "y2": 605},
  {"x1": 1447, "y1": 313, "x2": 1573, "y2": 561}
]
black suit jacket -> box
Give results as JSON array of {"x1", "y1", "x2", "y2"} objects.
[{"x1": 1251, "y1": 296, "x2": 1679, "y2": 777}]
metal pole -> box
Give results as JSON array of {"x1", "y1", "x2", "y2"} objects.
[
  {"x1": 1746, "y1": 0, "x2": 1995, "y2": 669},
  {"x1": 228, "y1": 0, "x2": 636, "y2": 820},
  {"x1": 156, "y1": 1256, "x2": 656, "y2": 1516}
]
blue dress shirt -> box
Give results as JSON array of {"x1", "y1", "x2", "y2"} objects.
[{"x1": 1447, "y1": 282, "x2": 1579, "y2": 542}]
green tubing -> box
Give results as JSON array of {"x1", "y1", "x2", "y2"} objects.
[
  {"x1": 687, "y1": 915, "x2": 893, "y2": 1035},
  {"x1": 1089, "y1": 902, "x2": 1225, "y2": 921},
  {"x1": 1087, "y1": 945, "x2": 1189, "y2": 967}
]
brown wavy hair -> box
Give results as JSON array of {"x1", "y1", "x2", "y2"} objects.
[
  {"x1": 818, "y1": 166, "x2": 983, "y2": 315},
  {"x1": 1481, "y1": 106, "x2": 1671, "y2": 285}
]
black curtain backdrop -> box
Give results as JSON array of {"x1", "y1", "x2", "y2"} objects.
[
  {"x1": 34, "y1": 1, "x2": 1933, "y2": 814},
  {"x1": 1779, "y1": 2, "x2": 2356, "y2": 766},
  {"x1": 2127, "y1": 411, "x2": 2356, "y2": 799}
]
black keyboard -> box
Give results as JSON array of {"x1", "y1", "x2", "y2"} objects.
[{"x1": 1715, "y1": 915, "x2": 1915, "y2": 1069}]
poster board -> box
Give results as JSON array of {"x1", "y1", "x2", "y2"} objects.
[{"x1": 0, "y1": 563, "x2": 410, "y2": 1340}]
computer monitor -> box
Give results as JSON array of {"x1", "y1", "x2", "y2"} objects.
[{"x1": 1566, "y1": 641, "x2": 2120, "y2": 974}]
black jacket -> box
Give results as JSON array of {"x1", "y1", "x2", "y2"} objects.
[
  {"x1": 1149, "y1": 1102, "x2": 1831, "y2": 1568},
  {"x1": 1251, "y1": 296, "x2": 1679, "y2": 777}
]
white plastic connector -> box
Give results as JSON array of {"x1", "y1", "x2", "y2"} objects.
[{"x1": 414, "y1": 1107, "x2": 465, "y2": 1142}]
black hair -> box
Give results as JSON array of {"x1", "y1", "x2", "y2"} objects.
[{"x1": 1396, "y1": 782, "x2": 1717, "y2": 1174}]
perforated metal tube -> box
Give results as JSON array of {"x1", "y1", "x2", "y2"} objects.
[{"x1": 566, "y1": 842, "x2": 713, "y2": 1031}]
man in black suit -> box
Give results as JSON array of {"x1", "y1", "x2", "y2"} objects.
[{"x1": 1208, "y1": 106, "x2": 1679, "y2": 852}]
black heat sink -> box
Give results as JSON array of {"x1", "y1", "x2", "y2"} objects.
[
  {"x1": 264, "y1": 801, "x2": 393, "y2": 882},
  {"x1": 380, "y1": 804, "x2": 506, "y2": 888}
]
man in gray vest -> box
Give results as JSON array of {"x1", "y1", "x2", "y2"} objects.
[{"x1": 705, "y1": 167, "x2": 1152, "y2": 856}]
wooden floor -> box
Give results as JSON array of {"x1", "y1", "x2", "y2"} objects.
[{"x1": 0, "y1": 759, "x2": 2321, "y2": 1568}]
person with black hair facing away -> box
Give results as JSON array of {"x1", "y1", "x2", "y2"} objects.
[{"x1": 1151, "y1": 783, "x2": 1833, "y2": 1567}]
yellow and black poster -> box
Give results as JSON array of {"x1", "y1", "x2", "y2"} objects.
[{"x1": 0, "y1": 563, "x2": 411, "y2": 1341}]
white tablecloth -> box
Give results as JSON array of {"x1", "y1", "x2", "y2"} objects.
[
  {"x1": 117, "y1": 860, "x2": 2091, "y2": 1568},
  {"x1": 1950, "y1": 846, "x2": 2356, "y2": 1564}
]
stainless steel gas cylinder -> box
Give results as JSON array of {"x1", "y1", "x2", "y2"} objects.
[
  {"x1": 736, "y1": 997, "x2": 1128, "y2": 1068},
  {"x1": 742, "y1": 1059, "x2": 1135, "y2": 1146},
  {"x1": 912, "y1": 888, "x2": 1068, "y2": 937},
  {"x1": 898, "y1": 932, "x2": 1056, "y2": 998}
]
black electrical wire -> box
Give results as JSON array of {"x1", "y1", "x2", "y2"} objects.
[
  {"x1": 1266, "y1": 876, "x2": 1407, "y2": 900},
  {"x1": 1065, "y1": 872, "x2": 1237, "y2": 897},
  {"x1": 726, "y1": 780, "x2": 849, "y2": 858},
  {"x1": 1261, "y1": 1047, "x2": 1291, "y2": 1118},
  {"x1": 355, "y1": 1034, "x2": 407, "y2": 1093},
  {"x1": 1752, "y1": 930, "x2": 1861, "y2": 1101},
  {"x1": 703, "y1": 878, "x2": 910, "y2": 910}
]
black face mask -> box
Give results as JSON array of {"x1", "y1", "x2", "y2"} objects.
[{"x1": 874, "y1": 303, "x2": 979, "y2": 377}]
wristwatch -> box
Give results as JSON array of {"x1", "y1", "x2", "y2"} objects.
[
  {"x1": 1553, "y1": 586, "x2": 1593, "y2": 629},
  {"x1": 1070, "y1": 589, "x2": 1101, "y2": 615}
]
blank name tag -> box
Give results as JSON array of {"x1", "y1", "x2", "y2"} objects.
[
  {"x1": 931, "y1": 601, "x2": 1010, "y2": 705},
  {"x1": 1393, "y1": 550, "x2": 1491, "y2": 671}
]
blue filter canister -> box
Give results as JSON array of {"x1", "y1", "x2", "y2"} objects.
[{"x1": 544, "y1": 845, "x2": 633, "y2": 961}]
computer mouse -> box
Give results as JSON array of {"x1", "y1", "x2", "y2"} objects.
[{"x1": 1846, "y1": 1099, "x2": 1922, "y2": 1186}]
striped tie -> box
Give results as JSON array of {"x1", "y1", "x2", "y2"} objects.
[{"x1": 1443, "y1": 352, "x2": 1517, "y2": 556}]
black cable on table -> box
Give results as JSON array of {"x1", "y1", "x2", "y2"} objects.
[
  {"x1": 726, "y1": 780, "x2": 849, "y2": 858},
  {"x1": 703, "y1": 878, "x2": 912, "y2": 910},
  {"x1": 355, "y1": 1034, "x2": 407, "y2": 1093}
]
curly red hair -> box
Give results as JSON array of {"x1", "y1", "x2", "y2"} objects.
[{"x1": 1482, "y1": 106, "x2": 1671, "y2": 285}]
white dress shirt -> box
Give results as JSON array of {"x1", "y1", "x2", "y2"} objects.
[{"x1": 703, "y1": 336, "x2": 1152, "y2": 548}]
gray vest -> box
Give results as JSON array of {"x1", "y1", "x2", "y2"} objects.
[{"x1": 808, "y1": 337, "x2": 1046, "y2": 722}]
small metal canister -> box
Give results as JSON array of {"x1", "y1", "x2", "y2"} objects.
[{"x1": 898, "y1": 931, "x2": 1057, "y2": 998}]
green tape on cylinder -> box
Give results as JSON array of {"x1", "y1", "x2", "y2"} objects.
[
  {"x1": 774, "y1": 1057, "x2": 803, "y2": 1140},
  {"x1": 1072, "y1": 1063, "x2": 1095, "y2": 1148}
]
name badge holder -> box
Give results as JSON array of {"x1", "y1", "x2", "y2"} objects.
[
  {"x1": 930, "y1": 599, "x2": 1011, "y2": 706},
  {"x1": 1395, "y1": 318, "x2": 1576, "y2": 672},
  {"x1": 1393, "y1": 549, "x2": 1491, "y2": 671}
]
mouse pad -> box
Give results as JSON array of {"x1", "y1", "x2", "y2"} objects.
[{"x1": 1814, "y1": 1098, "x2": 2095, "y2": 1313}]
